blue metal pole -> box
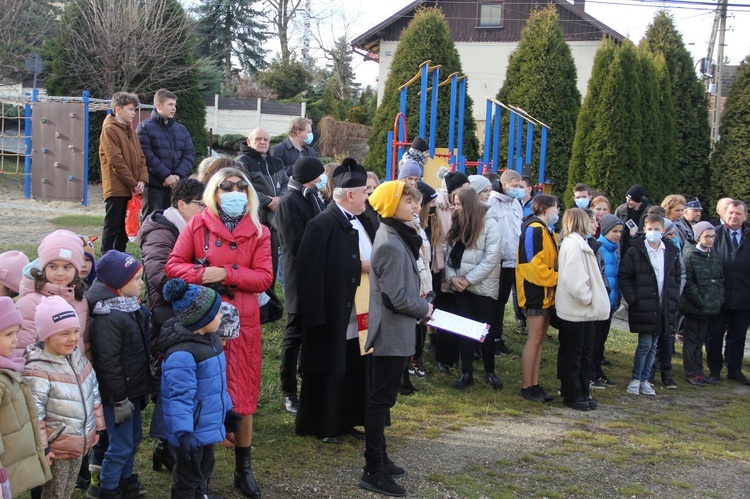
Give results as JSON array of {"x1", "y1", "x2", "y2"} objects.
[
  {"x1": 428, "y1": 66, "x2": 439, "y2": 157},
  {"x1": 483, "y1": 100, "x2": 492, "y2": 167},
  {"x1": 525, "y1": 122, "x2": 534, "y2": 168},
  {"x1": 507, "y1": 110, "x2": 516, "y2": 171},
  {"x1": 399, "y1": 87, "x2": 407, "y2": 118},
  {"x1": 448, "y1": 75, "x2": 457, "y2": 168},
  {"x1": 539, "y1": 126, "x2": 548, "y2": 183},
  {"x1": 23, "y1": 88, "x2": 38, "y2": 199},
  {"x1": 492, "y1": 104, "x2": 501, "y2": 173},
  {"x1": 457, "y1": 77, "x2": 466, "y2": 173},
  {"x1": 515, "y1": 113, "x2": 524, "y2": 172},
  {"x1": 418, "y1": 64, "x2": 428, "y2": 140},
  {"x1": 386, "y1": 130, "x2": 394, "y2": 180},
  {"x1": 82, "y1": 91, "x2": 89, "y2": 206}
]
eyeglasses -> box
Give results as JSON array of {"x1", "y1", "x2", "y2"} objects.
[
  {"x1": 189, "y1": 200, "x2": 206, "y2": 209},
  {"x1": 219, "y1": 180, "x2": 249, "y2": 192}
]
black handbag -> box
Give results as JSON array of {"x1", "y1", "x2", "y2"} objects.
[{"x1": 259, "y1": 286, "x2": 284, "y2": 324}]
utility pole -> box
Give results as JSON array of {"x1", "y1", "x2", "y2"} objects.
[{"x1": 710, "y1": 0, "x2": 728, "y2": 145}]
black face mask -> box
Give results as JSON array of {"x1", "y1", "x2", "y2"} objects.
[{"x1": 429, "y1": 206, "x2": 436, "y2": 215}]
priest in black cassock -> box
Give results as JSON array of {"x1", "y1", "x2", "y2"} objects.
[{"x1": 295, "y1": 158, "x2": 375, "y2": 442}]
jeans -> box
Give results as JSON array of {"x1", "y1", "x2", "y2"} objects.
[
  {"x1": 102, "y1": 196, "x2": 131, "y2": 253},
  {"x1": 169, "y1": 443, "x2": 214, "y2": 499},
  {"x1": 682, "y1": 316, "x2": 711, "y2": 378},
  {"x1": 100, "y1": 399, "x2": 143, "y2": 490},
  {"x1": 632, "y1": 333, "x2": 658, "y2": 382},
  {"x1": 706, "y1": 308, "x2": 750, "y2": 375},
  {"x1": 280, "y1": 313, "x2": 302, "y2": 396},
  {"x1": 364, "y1": 356, "x2": 408, "y2": 473},
  {"x1": 454, "y1": 291, "x2": 496, "y2": 375},
  {"x1": 557, "y1": 319, "x2": 594, "y2": 402}
]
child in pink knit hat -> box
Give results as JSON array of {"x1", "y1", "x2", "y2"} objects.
[{"x1": 0, "y1": 251, "x2": 29, "y2": 298}]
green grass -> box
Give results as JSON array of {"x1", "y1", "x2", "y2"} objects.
[{"x1": 50, "y1": 215, "x2": 106, "y2": 229}]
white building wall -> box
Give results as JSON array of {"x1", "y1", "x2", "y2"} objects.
[{"x1": 205, "y1": 108, "x2": 295, "y2": 136}]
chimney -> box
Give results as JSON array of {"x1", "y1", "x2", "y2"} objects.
[{"x1": 574, "y1": 0, "x2": 585, "y2": 11}]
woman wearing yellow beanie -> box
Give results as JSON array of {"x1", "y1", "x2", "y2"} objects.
[{"x1": 359, "y1": 181, "x2": 433, "y2": 496}]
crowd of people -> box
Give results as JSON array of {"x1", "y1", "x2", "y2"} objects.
[{"x1": 0, "y1": 90, "x2": 748, "y2": 499}]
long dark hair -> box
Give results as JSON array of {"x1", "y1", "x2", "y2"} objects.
[
  {"x1": 32, "y1": 265, "x2": 84, "y2": 301},
  {"x1": 448, "y1": 187, "x2": 485, "y2": 249}
]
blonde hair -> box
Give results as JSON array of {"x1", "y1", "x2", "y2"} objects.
[
  {"x1": 289, "y1": 117, "x2": 312, "y2": 135},
  {"x1": 203, "y1": 168, "x2": 263, "y2": 237},
  {"x1": 561, "y1": 208, "x2": 591, "y2": 238},
  {"x1": 500, "y1": 169, "x2": 521, "y2": 183},
  {"x1": 197, "y1": 156, "x2": 243, "y2": 183},
  {"x1": 661, "y1": 194, "x2": 686, "y2": 220}
]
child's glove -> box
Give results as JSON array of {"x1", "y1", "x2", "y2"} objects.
[
  {"x1": 177, "y1": 433, "x2": 197, "y2": 462},
  {"x1": 224, "y1": 410, "x2": 242, "y2": 433},
  {"x1": 0, "y1": 467, "x2": 11, "y2": 499},
  {"x1": 113, "y1": 398, "x2": 135, "y2": 424}
]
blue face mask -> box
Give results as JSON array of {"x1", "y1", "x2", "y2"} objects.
[
  {"x1": 305, "y1": 132, "x2": 314, "y2": 145},
  {"x1": 219, "y1": 191, "x2": 247, "y2": 217},
  {"x1": 574, "y1": 198, "x2": 590, "y2": 209},
  {"x1": 671, "y1": 237, "x2": 681, "y2": 250},
  {"x1": 645, "y1": 230, "x2": 662, "y2": 243},
  {"x1": 508, "y1": 187, "x2": 526, "y2": 199},
  {"x1": 315, "y1": 173, "x2": 327, "y2": 191},
  {"x1": 549, "y1": 212, "x2": 560, "y2": 226}
]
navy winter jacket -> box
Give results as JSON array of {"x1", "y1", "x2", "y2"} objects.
[
  {"x1": 136, "y1": 110, "x2": 196, "y2": 188},
  {"x1": 159, "y1": 319, "x2": 232, "y2": 447},
  {"x1": 597, "y1": 235, "x2": 621, "y2": 310}
]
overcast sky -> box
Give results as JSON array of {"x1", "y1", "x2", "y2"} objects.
[{"x1": 342, "y1": 0, "x2": 750, "y2": 87}]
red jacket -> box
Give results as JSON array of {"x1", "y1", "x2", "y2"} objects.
[{"x1": 165, "y1": 209, "x2": 273, "y2": 415}]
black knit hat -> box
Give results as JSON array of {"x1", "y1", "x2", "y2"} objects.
[
  {"x1": 163, "y1": 278, "x2": 222, "y2": 332},
  {"x1": 411, "y1": 137, "x2": 429, "y2": 153},
  {"x1": 444, "y1": 171, "x2": 469, "y2": 194},
  {"x1": 293, "y1": 157, "x2": 325, "y2": 184},
  {"x1": 416, "y1": 181, "x2": 437, "y2": 205},
  {"x1": 626, "y1": 185, "x2": 646, "y2": 203}
]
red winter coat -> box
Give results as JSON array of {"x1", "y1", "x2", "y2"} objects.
[{"x1": 165, "y1": 209, "x2": 273, "y2": 415}]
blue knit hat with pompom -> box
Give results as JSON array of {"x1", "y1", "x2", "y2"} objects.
[{"x1": 163, "y1": 278, "x2": 222, "y2": 332}]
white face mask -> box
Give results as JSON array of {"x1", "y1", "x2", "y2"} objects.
[{"x1": 645, "y1": 230, "x2": 662, "y2": 243}]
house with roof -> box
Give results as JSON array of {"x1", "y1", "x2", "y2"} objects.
[{"x1": 351, "y1": 0, "x2": 624, "y2": 124}]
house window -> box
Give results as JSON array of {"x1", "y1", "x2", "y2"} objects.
[{"x1": 478, "y1": 2, "x2": 503, "y2": 27}]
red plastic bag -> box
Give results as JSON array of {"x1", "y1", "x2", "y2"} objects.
[{"x1": 126, "y1": 195, "x2": 142, "y2": 238}]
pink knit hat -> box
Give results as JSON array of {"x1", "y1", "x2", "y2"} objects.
[
  {"x1": 0, "y1": 251, "x2": 29, "y2": 294},
  {"x1": 38, "y1": 230, "x2": 84, "y2": 273},
  {"x1": 34, "y1": 295, "x2": 80, "y2": 342},
  {"x1": 0, "y1": 297, "x2": 22, "y2": 332}
]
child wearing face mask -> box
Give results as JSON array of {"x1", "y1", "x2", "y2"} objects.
[{"x1": 619, "y1": 214, "x2": 681, "y2": 396}]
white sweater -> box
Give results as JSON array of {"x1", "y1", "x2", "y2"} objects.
[{"x1": 555, "y1": 233, "x2": 611, "y2": 322}]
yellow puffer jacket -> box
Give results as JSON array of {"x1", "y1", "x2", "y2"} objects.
[{"x1": 516, "y1": 217, "x2": 558, "y2": 310}]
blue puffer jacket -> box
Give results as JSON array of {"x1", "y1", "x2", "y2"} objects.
[
  {"x1": 597, "y1": 235, "x2": 621, "y2": 311},
  {"x1": 136, "y1": 110, "x2": 196, "y2": 188},
  {"x1": 159, "y1": 318, "x2": 232, "y2": 447}
]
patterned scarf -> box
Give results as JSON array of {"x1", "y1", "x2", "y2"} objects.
[
  {"x1": 218, "y1": 206, "x2": 244, "y2": 233},
  {"x1": 93, "y1": 296, "x2": 141, "y2": 315}
]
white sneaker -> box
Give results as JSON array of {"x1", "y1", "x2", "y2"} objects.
[
  {"x1": 626, "y1": 379, "x2": 641, "y2": 395},
  {"x1": 640, "y1": 380, "x2": 656, "y2": 396}
]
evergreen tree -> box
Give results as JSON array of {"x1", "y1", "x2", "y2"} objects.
[
  {"x1": 655, "y1": 54, "x2": 677, "y2": 197},
  {"x1": 637, "y1": 49, "x2": 664, "y2": 200},
  {"x1": 257, "y1": 56, "x2": 309, "y2": 99},
  {"x1": 565, "y1": 38, "x2": 616, "y2": 204},
  {"x1": 497, "y1": 5, "x2": 580, "y2": 196},
  {"x1": 364, "y1": 7, "x2": 479, "y2": 176},
  {"x1": 640, "y1": 11, "x2": 710, "y2": 199},
  {"x1": 710, "y1": 55, "x2": 750, "y2": 202},
  {"x1": 194, "y1": 0, "x2": 268, "y2": 92}
]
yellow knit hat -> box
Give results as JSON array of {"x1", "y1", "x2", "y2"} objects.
[{"x1": 369, "y1": 181, "x2": 405, "y2": 218}]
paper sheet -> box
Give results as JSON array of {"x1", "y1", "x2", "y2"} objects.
[{"x1": 427, "y1": 309, "x2": 489, "y2": 342}]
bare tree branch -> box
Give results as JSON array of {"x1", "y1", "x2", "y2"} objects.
[
  {"x1": 0, "y1": 0, "x2": 56, "y2": 82},
  {"x1": 261, "y1": 0, "x2": 305, "y2": 64}
]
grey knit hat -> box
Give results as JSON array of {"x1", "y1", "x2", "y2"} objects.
[
  {"x1": 599, "y1": 214, "x2": 624, "y2": 236},
  {"x1": 693, "y1": 221, "x2": 715, "y2": 241}
]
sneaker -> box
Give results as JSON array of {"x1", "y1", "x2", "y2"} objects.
[
  {"x1": 282, "y1": 394, "x2": 299, "y2": 415},
  {"x1": 384, "y1": 457, "x2": 407, "y2": 478},
  {"x1": 626, "y1": 379, "x2": 641, "y2": 395},
  {"x1": 585, "y1": 395, "x2": 598, "y2": 410},
  {"x1": 520, "y1": 386, "x2": 546, "y2": 403},
  {"x1": 436, "y1": 362, "x2": 453, "y2": 374},
  {"x1": 412, "y1": 358, "x2": 425, "y2": 378},
  {"x1": 727, "y1": 372, "x2": 750, "y2": 385},
  {"x1": 454, "y1": 373, "x2": 474, "y2": 390},
  {"x1": 407, "y1": 364, "x2": 416, "y2": 376},
  {"x1": 532, "y1": 385, "x2": 554, "y2": 402},
  {"x1": 359, "y1": 470, "x2": 407, "y2": 497},
  {"x1": 563, "y1": 397, "x2": 591, "y2": 411},
  {"x1": 494, "y1": 339, "x2": 512, "y2": 356},
  {"x1": 601, "y1": 376, "x2": 617, "y2": 387},
  {"x1": 686, "y1": 376, "x2": 707, "y2": 386},
  {"x1": 706, "y1": 371, "x2": 721, "y2": 383},
  {"x1": 640, "y1": 380, "x2": 656, "y2": 396},
  {"x1": 590, "y1": 379, "x2": 607, "y2": 390},
  {"x1": 662, "y1": 378, "x2": 677, "y2": 389},
  {"x1": 700, "y1": 375, "x2": 719, "y2": 385}
]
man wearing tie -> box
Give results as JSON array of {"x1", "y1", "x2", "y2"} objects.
[{"x1": 706, "y1": 200, "x2": 750, "y2": 384}]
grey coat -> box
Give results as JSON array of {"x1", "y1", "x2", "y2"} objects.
[{"x1": 366, "y1": 223, "x2": 430, "y2": 356}]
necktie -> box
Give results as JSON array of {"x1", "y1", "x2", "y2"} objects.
[
  {"x1": 345, "y1": 213, "x2": 355, "y2": 221},
  {"x1": 732, "y1": 231, "x2": 740, "y2": 249}
]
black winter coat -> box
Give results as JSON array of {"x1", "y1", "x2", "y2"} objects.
[
  {"x1": 296, "y1": 202, "x2": 374, "y2": 376},
  {"x1": 679, "y1": 244, "x2": 724, "y2": 317},
  {"x1": 136, "y1": 110, "x2": 195, "y2": 189},
  {"x1": 86, "y1": 280, "x2": 154, "y2": 403},
  {"x1": 619, "y1": 236, "x2": 681, "y2": 334},
  {"x1": 712, "y1": 224, "x2": 750, "y2": 310},
  {"x1": 236, "y1": 144, "x2": 289, "y2": 226},
  {"x1": 615, "y1": 199, "x2": 651, "y2": 252},
  {"x1": 276, "y1": 180, "x2": 325, "y2": 314},
  {"x1": 269, "y1": 137, "x2": 318, "y2": 177}
]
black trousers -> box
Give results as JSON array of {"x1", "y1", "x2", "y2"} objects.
[
  {"x1": 364, "y1": 356, "x2": 408, "y2": 473},
  {"x1": 682, "y1": 316, "x2": 711, "y2": 378},
  {"x1": 169, "y1": 443, "x2": 214, "y2": 499},
  {"x1": 454, "y1": 291, "x2": 496, "y2": 375},
  {"x1": 433, "y1": 290, "x2": 459, "y2": 365},
  {"x1": 141, "y1": 186, "x2": 170, "y2": 220},
  {"x1": 706, "y1": 308, "x2": 750, "y2": 375},
  {"x1": 490, "y1": 267, "x2": 517, "y2": 342},
  {"x1": 557, "y1": 319, "x2": 594, "y2": 403},
  {"x1": 102, "y1": 196, "x2": 131, "y2": 253},
  {"x1": 280, "y1": 313, "x2": 302, "y2": 396},
  {"x1": 590, "y1": 314, "x2": 612, "y2": 380}
]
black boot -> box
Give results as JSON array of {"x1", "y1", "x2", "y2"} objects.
[
  {"x1": 119, "y1": 474, "x2": 141, "y2": 499},
  {"x1": 98, "y1": 487, "x2": 122, "y2": 499},
  {"x1": 153, "y1": 439, "x2": 174, "y2": 472},
  {"x1": 234, "y1": 446, "x2": 261, "y2": 498}
]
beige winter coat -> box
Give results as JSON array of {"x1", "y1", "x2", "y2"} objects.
[{"x1": 555, "y1": 233, "x2": 611, "y2": 322}]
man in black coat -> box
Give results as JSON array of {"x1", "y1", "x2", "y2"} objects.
[
  {"x1": 137, "y1": 89, "x2": 196, "y2": 217},
  {"x1": 706, "y1": 200, "x2": 750, "y2": 384},
  {"x1": 236, "y1": 127, "x2": 289, "y2": 282},
  {"x1": 269, "y1": 117, "x2": 318, "y2": 177},
  {"x1": 295, "y1": 159, "x2": 373, "y2": 442},
  {"x1": 275, "y1": 157, "x2": 326, "y2": 415}
]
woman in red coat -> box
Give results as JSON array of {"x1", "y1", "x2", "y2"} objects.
[{"x1": 166, "y1": 167, "x2": 272, "y2": 498}]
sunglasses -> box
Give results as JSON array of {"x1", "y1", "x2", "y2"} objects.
[{"x1": 219, "y1": 180, "x2": 249, "y2": 192}]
